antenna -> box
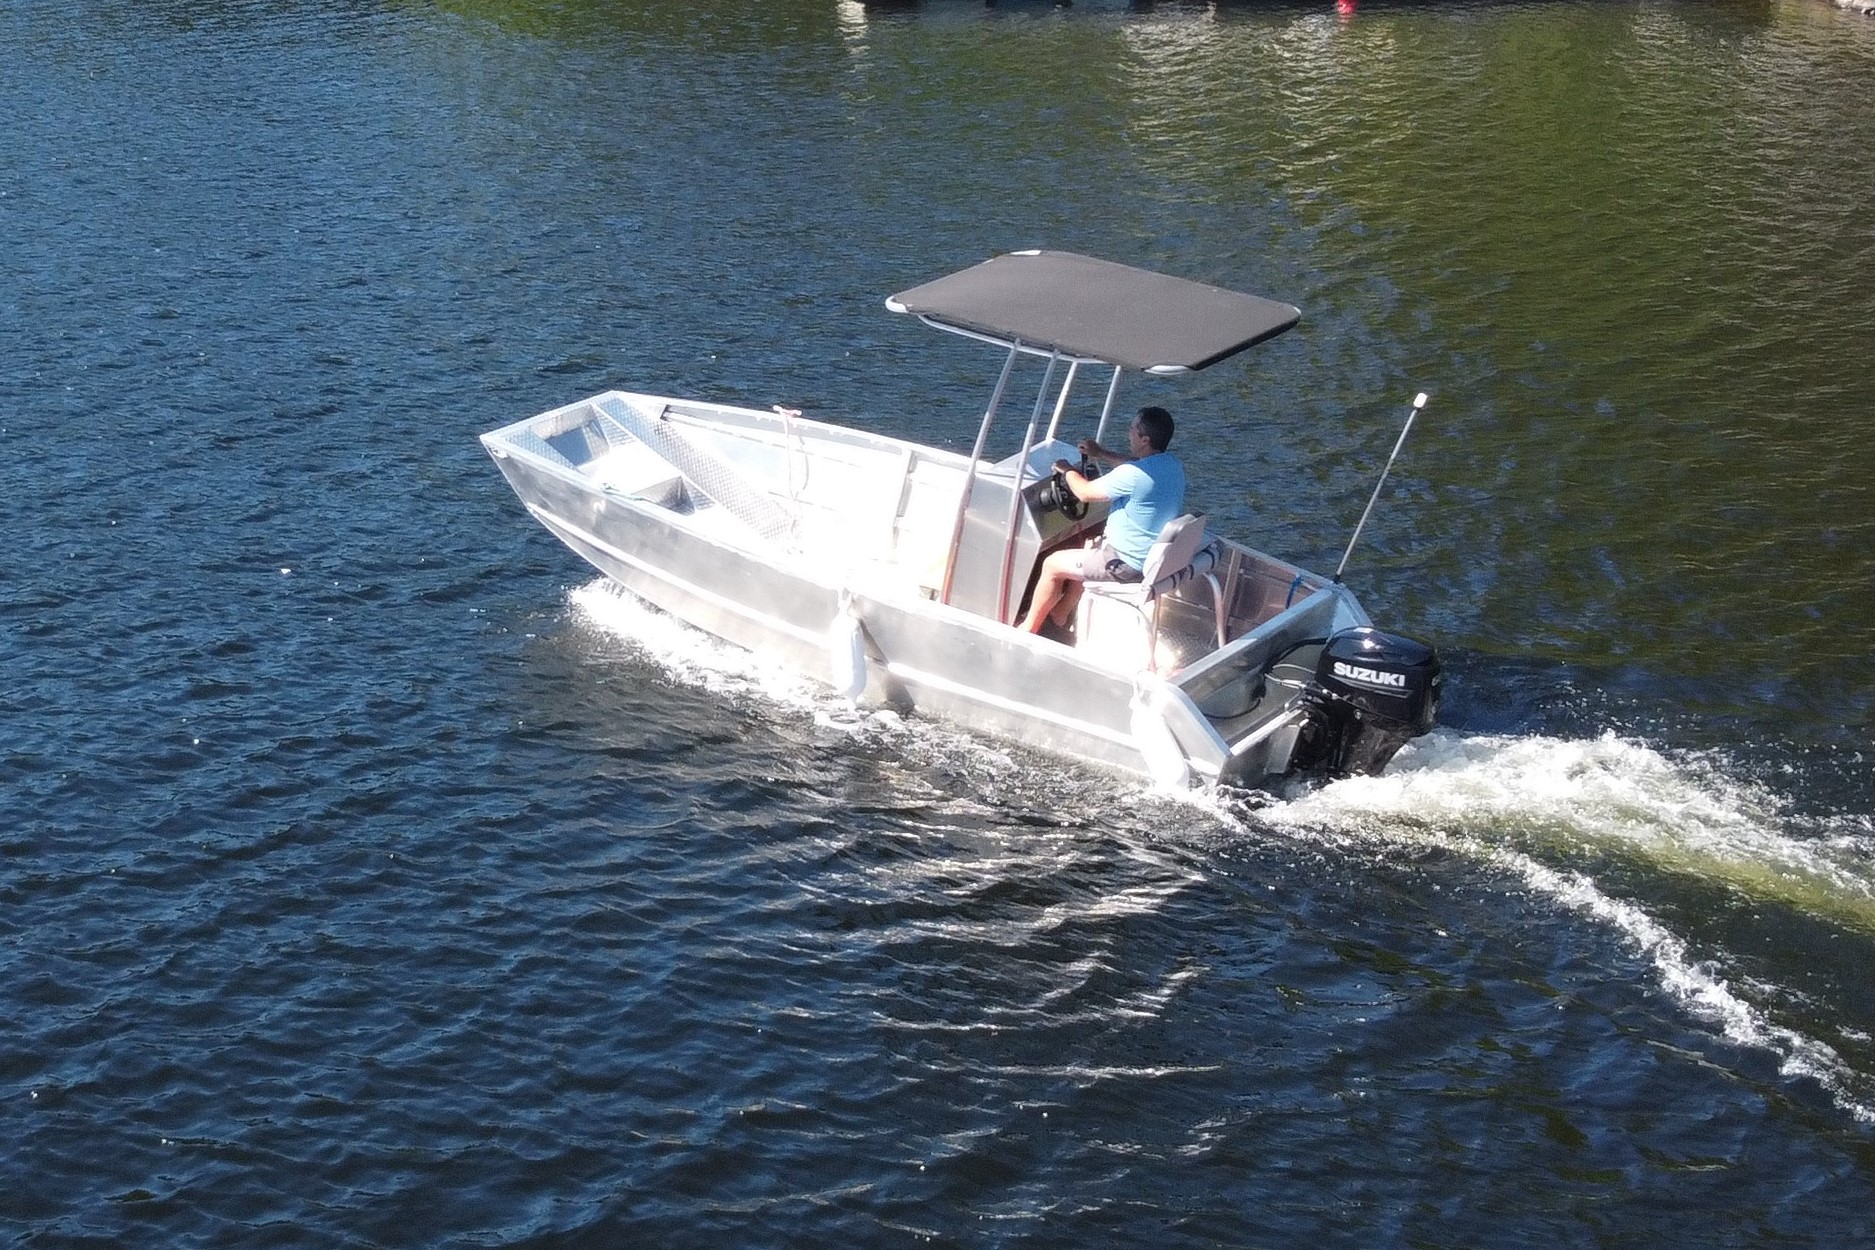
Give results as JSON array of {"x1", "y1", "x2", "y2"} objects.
[{"x1": 1334, "y1": 392, "x2": 1429, "y2": 583}]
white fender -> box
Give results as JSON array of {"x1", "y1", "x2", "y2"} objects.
[
  {"x1": 1130, "y1": 679, "x2": 1189, "y2": 789},
  {"x1": 828, "y1": 596, "x2": 867, "y2": 703}
]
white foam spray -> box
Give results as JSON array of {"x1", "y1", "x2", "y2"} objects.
[{"x1": 1272, "y1": 729, "x2": 1875, "y2": 927}]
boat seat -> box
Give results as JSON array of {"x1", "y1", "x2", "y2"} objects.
[
  {"x1": 586, "y1": 440, "x2": 687, "y2": 508},
  {"x1": 1076, "y1": 514, "x2": 1229, "y2": 673}
]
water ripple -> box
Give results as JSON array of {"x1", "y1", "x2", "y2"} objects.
[{"x1": 8, "y1": 2, "x2": 1875, "y2": 1246}]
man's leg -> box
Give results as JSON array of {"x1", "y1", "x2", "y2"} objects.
[
  {"x1": 1056, "y1": 578, "x2": 1085, "y2": 626},
  {"x1": 1018, "y1": 549, "x2": 1083, "y2": 633}
]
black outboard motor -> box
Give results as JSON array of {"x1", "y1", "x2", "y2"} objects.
[{"x1": 1291, "y1": 627, "x2": 1441, "y2": 778}]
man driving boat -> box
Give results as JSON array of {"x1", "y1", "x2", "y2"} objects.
[{"x1": 1017, "y1": 405, "x2": 1185, "y2": 635}]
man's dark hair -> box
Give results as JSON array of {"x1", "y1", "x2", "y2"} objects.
[{"x1": 1135, "y1": 406, "x2": 1175, "y2": 453}]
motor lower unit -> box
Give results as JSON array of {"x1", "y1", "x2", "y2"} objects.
[{"x1": 1291, "y1": 627, "x2": 1442, "y2": 778}]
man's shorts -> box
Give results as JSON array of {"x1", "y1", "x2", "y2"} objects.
[{"x1": 1075, "y1": 541, "x2": 1144, "y2": 584}]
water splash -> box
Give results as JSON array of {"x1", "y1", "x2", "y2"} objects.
[
  {"x1": 1272, "y1": 730, "x2": 1875, "y2": 931},
  {"x1": 568, "y1": 579, "x2": 826, "y2": 708}
]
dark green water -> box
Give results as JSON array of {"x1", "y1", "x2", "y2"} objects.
[{"x1": 5, "y1": 1, "x2": 1874, "y2": 1245}]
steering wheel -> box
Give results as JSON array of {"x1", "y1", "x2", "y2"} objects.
[
  {"x1": 1047, "y1": 457, "x2": 1099, "y2": 521},
  {"x1": 1048, "y1": 470, "x2": 1086, "y2": 520}
]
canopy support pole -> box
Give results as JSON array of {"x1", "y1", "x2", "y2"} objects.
[
  {"x1": 940, "y1": 342, "x2": 1021, "y2": 607},
  {"x1": 1041, "y1": 360, "x2": 1080, "y2": 446},
  {"x1": 996, "y1": 353, "x2": 1063, "y2": 624},
  {"x1": 1093, "y1": 366, "x2": 1124, "y2": 446}
]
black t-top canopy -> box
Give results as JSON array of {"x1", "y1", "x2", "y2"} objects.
[{"x1": 886, "y1": 250, "x2": 1301, "y2": 373}]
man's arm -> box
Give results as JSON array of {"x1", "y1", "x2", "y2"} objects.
[
  {"x1": 1053, "y1": 456, "x2": 1149, "y2": 504},
  {"x1": 1051, "y1": 461, "x2": 1111, "y2": 503},
  {"x1": 1048, "y1": 435, "x2": 1133, "y2": 502}
]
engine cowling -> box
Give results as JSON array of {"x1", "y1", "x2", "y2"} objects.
[{"x1": 1291, "y1": 627, "x2": 1441, "y2": 778}]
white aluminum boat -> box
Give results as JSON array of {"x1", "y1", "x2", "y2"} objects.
[{"x1": 482, "y1": 251, "x2": 1440, "y2": 789}]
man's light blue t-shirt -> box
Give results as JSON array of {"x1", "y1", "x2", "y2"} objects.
[{"x1": 1100, "y1": 452, "x2": 1186, "y2": 570}]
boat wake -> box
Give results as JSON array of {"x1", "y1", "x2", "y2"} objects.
[
  {"x1": 567, "y1": 579, "x2": 1875, "y2": 1122},
  {"x1": 1261, "y1": 730, "x2": 1875, "y2": 1124}
]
